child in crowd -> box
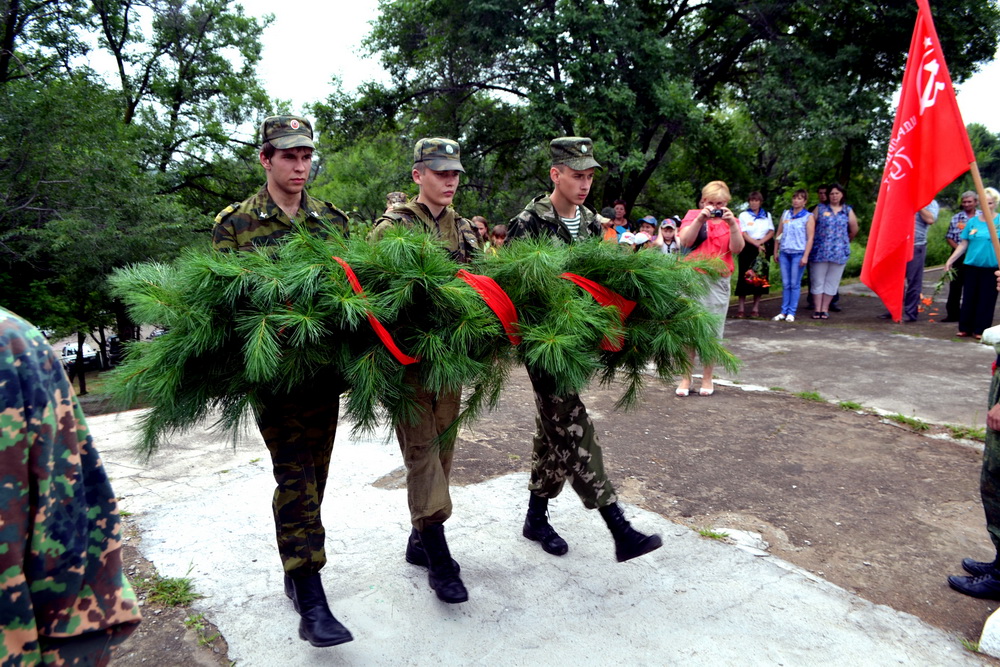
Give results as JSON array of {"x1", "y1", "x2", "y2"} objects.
[
  {"x1": 658, "y1": 217, "x2": 680, "y2": 254},
  {"x1": 772, "y1": 189, "x2": 815, "y2": 323},
  {"x1": 488, "y1": 224, "x2": 507, "y2": 253},
  {"x1": 633, "y1": 215, "x2": 658, "y2": 250}
]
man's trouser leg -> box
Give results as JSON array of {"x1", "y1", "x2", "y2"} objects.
[
  {"x1": 902, "y1": 245, "x2": 926, "y2": 321},
  {"x1": 526, "y1": 369, "x2": 617, "y2": 509},
  {"x1": 258, "y1": 386, "x2": 341, "y2": 575},
  {"x1": 396, "y1": 367, "x2": 459, "y2": 530},
  {"x1": 983, "y1": 372, "x2": 1000, "y2": 557}
]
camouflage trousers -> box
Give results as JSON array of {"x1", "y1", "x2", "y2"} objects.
[
  {"x1": 396, "y1": 366, "x2": 460, "y2": 530},
  {"x1": 526, "y1": 369, "x2": 618, "y2": 509},
  {"x1": 257, "y1": 377, "x2": 346, "y2": 576},
  {"x1": 982, "y1": 369, "x2": 1000, "y2": 556}
]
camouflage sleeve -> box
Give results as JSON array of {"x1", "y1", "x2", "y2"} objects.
[
  {"x1": 211, "y1": 203, "x2": 240, "y2": 251},
  {"x1": 0, "y1": 308, "x2": 141, "y2": 666},
  {"x1": 506, "y1": 210, "x2": 537, "y2": 241}
]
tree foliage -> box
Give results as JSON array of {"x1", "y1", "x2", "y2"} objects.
[{"x1": 322, "y1": 0, "x2": 999, "y2": 225}]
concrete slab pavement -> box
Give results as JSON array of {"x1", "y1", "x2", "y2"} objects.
[{"x1": 95, "y1": 411, "x2": 982, "y2": 666}]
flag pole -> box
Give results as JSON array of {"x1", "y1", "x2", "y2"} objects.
[{"x1": 969, "y1": 161, "x2": 1000, "y2": 267}]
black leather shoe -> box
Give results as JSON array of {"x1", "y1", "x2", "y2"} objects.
[
  {"x1": 948, "y1": 573, "x2": 1000, "y2": 599},
  {"x1": 962, "y1": 557, "x2": 999, "y2": 577},
  {"x1": 290, "y1": 574, "x2": 354, "y2": 647},
  {"x1": 599, "y1": 502, "x2": 663, "y2": 562},
  {"x1": 523, "y1": 493, "x2": 569, "y2": 556},
  {"x1": 404, "y1": 528, "x2": 460, "y2": 572},
  {"x1": 418, "y1": 524, "x2": 468, "y2": 604},
  {"x1": 829, "y1": 304, "x2": 842, "y2": 312}
]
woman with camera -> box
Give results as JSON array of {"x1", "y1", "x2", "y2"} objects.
[
  {"x1": 675, "y1": 180, "x2": 744, "y2": 397},
  {"x1": 808, "y1": 183, "x2": 858, "y2": 319}
]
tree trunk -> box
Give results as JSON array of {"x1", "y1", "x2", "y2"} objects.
[{"x1": 74, "y1": 331, "x2": 88, "y2": 396}]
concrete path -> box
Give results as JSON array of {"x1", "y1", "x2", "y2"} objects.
[{"x1": 95, "y1": 408, "x2": 982, "y2": 666}]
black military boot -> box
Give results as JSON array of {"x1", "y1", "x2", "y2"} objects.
[
  {"x1": 289, "y1": 573, "x2": 354, "y2": 647},
  {"x1": 599, "y1": 502, "x2": 663, "y2": 563},
  {"x1": 405, "y1": 528, "x2": 460, "y2": 572},
  {"x1": 522, "y1": 493, "x2": 569, "y2": 556},
  {"x1": 418, "y1": 523, "x2": 468, "y2": 604},
  {"x1": 283, "y1": 574, "x2": 299, "y2": 612}
]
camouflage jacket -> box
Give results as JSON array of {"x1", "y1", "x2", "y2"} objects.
[
  {"x1": 507, "y1": 194, "x2": 602, "y2": 244},
  {"x1": 370, "y1": 200, "x2": 479, "y2": 263},
  {"x1": 0, "y1": 308, "x2": 141, "y2": 666},
  {"x1": 212, "y1": 184, "x2": 349, "y2": 251}
]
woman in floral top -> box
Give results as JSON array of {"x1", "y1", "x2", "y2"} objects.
[{"x1": 808, "y1": 183, "x2": 859, "y2": 319}]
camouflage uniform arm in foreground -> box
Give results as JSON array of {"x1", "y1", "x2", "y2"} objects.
[{"x1": 0, "y1": 307, "x2": 141, "y2": 666}]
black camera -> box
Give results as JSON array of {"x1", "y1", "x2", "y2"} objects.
[{"x1": 711, "y1": 209, "x2": 724, "y2": 218}]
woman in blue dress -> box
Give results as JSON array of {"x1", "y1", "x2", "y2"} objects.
[{"x1": 809, "y1": 183, "x2": 859, "y2": 319}]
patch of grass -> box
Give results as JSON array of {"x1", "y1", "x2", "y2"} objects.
[
  {"x1": 119, "y1": 509, "x2": 132, "y2": 517},
  {"x1": 839, "y1": 401, "x2": 863, "y2": 411},
  {"x1": 219, "y1": 469, "x2": 230, "y2": 474},
  {"x1": 769, "y1": 386, "x2": 785, "y2": 392},
  {"x1": 507, "y1": 453, "x2": 521, "y2": 462},
  {"x1": 948, "y1": 424, "x2": 987, "y2": 442},
  {"x1": 961, "y1": 638, "x2": 980, "y2": 653},
  {"x1": 249, "y1": 457, "x2": 262, "y2": 464},
  {"x1": 886, "y1": 413, "x2": 930, "y2": 431},
  {"x1": 183, "y1": 613, "x2": 221, "y2": 647},
  {"x1": 795, "y1": 391, "x2": 823, "y2": 402},
  {"x1": 139, "y1": 566, "x2": 201, "y2": 606},
  {"x1": 697, "y1": 527, "x2": 729, "y2": 540}
]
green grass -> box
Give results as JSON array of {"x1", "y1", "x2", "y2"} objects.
[
  {"x1": 139, "y1": 568, "x2": 201, "y2": 606},
  {"x1": 795, "y1": 391, "x2": 823, "y2": 402},
  {"x1": 886, "y1": 413, "x2": 930, "y2": 431},
  {"x1": 947, "y1": 424, "x2": 987, "y2": 442},
  {"x1": 507, "y1": 453, "x2": 521, "y2": 462},
  {"x1": 961, "y1": 638, "x2": 980, "y2": 653},
  {"x1": 183, "y1": 613, "x2": 221, "y2": 647},
  {"x1": 697, "y1": 527, "x2": 730, "y2": 540},
  {"x1": 769, "y1": 386, "x2": 785, "y2": 392},
  {"x1": 838, "y1": 401, "x2": 863, "y2": 411},
  {"x1": 249, "y1": 457, "x2": 262, "y2": 464}
]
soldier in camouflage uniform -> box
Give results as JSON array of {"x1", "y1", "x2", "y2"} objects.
[
  {"x1": 369, "y1": 138, "x2": 478, "y2": 604},
  {"x1": 949, "y1": 361, "x2": 1000, "y2": 598},
  {"x1": 212, "y1": 115, "x2": 353, "y2": 647},
  {"x1": 507, "y1": 137, "x2": 663, "y2": 563},
  {"x1": 0, "y1": 307, "x2": 142, "y2": 666}
]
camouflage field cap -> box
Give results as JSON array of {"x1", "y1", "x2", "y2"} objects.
[
  {"x1": 550, "y1": 136, "x2": 601, "y2": 170},
  {"x1": 385, "y1": 191, "x2": 408, "y2": 206},
  {"x1": 260, "y1": 115, "x2": 315, "y2": 150},
  {"x1": 413, "y1": 138, "x2": 465, "y2": 172}
]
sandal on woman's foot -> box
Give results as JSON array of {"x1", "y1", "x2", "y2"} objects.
[
  {"x1": 699, "y1": 386, "x2": 715, "y2": 397},
  {"x1": 750, "y1": 310, "x2": 760, "y2": 318},
  {"x1": 811, "y1": 312, "x2": 823, "y2": 320},
  {"x1": 675, "y1": 387, "x2": 690, "y2": 397},
  {"x1": 734, "y1": 311, "x2": 746, "y2": 319},
  {"x1": 956, "y1": 331, "x2": 971, "y2": 337},
  {"x1": 820, "y1": 312, "x2": 830, "y2": 319}
]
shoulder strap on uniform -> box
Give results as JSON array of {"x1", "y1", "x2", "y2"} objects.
[{"x1": 214, "y1": 202, "x2": 241, "y2": 225}]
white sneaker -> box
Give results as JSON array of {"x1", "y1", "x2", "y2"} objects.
[
  {"x1": 786, "y1": 315, "x2": 795, "y2": 322},
  {"x1": 772, "y1": 314, "x2": 786, "y2": 321}
]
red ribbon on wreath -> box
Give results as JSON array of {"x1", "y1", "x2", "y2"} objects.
[
  {"x1": 559, "y1": 272, "x2": 636, "y2": 352},
  {"x1": 456, "y1": 269, "x2": 521, "y2": 345},
  {"x1": 332, "y1": 256, "x2": 420, "y2": 365}
]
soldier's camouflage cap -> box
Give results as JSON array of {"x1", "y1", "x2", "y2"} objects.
[
  {"x1": 260, "y1": 115, "x2": 315, "y2": 150},
  {"x1": 550, "y1": 136, "x2": 601, "y2": 170},
  {"x1": 385, "y1": 191, "x2": 408, "y2": 206},
  {"x1": 413, "y1": 138, "x2": 465, "y2": 172}
]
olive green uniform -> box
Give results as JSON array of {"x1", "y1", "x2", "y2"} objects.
[
  {"x1": 371, "y1": 200, "x2": 478, "y2": 529},
  {"x1": 982, "y1": 370, "x2": 1000, "y2": 554},
  {"x1": 213, "y1": 186, "x2": 350, "y2": 575},
  {"x1": 508, "y1": 195, "x2": 618, "y2": 509}
]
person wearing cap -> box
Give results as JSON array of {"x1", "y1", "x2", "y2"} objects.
[
  {"x1": 657, "y1": 217, "x2": 681, "y2": 255},
  {"x1": 370, "y1": 138, "x2": 478, "y2": 604},
  {"x1": 212, "y1": 115, "x2": 353, "y2": 648},
  {"x1": 385, "y1": 190, "x2": 409, "y2": 214},
  {"x1": 506, "y1": 136, "x2": 663, "y2": 564},
  {"x1": 633, "y1": 215, "x2": 658, "y2": 251}
]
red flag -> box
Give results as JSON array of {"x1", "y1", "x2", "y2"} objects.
[{"x1": 861, "y1": 0, "x2": 974, "y2": 321}]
